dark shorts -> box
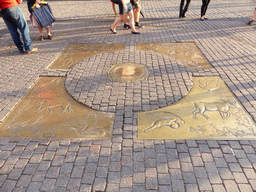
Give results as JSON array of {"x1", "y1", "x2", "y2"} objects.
[
  {"x1": 131, "y1": 0, "x2": 139, "y2": 9},
  {"x1": 119, "y1": 2, "x2": 133, "y2": 15}
]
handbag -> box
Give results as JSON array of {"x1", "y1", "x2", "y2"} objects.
[{"x1": 33, "y1": 4, "x2": 55, "y2": 28}]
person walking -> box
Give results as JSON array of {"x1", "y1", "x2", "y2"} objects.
[
  {"x1": 0, "y1": 0, "x2": 37, "y2": 54},
  {"x1": 27, "y1": 0, "x2": 53, "y2": 41},
  {"x1": 248, "y1": 8, "x2": 256, "y2": 25},
  {"x1": 110, "y1": 0, "x2": 140, "y2": 34},
  {"x1": 179, "y1": 0, "x2": 191, "y2": 18},
  {"x1": 131, "y1": 0, "x2": 143, "y2": 28},
  {"x1": 200, "y1": 0, "x2": 211, "y2": 21}
]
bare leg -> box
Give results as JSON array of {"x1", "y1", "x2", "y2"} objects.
[
  {"x1": 45, "y1": 27, "x2": 51, "y2": 36},
  {"x1": 37, "y1": 26, "x2": 44, "y2": 36},
  {"x1": 127, "y1": 11, "x2": 138, "y2": 32},
  {"x1": 111, "y1": 14, "x2": 124, "y2": 32},
  {"x1": 123, "y1": 14, "x2": 128, "y2": 25},
  {"x1": 250, "y1": 8, "x2": 256, "y2": 22},
  {"x1": 133, "y1": 6, "x2": 141, "y2": 23},
  {"x1": 248, "y1": 9, "x2": 256, "y2": 25}
]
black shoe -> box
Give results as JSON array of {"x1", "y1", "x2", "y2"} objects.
[
  {"x1": 40, "y1": 36, "x2": 44, "y2": 41},
  {"x1": 110, "y1": 28, "x2": 117, "y2": 34},
  {"x1": 135, "y1": 23, "x2": 143, "y2": 28},
  {"x1": 46, "y1": 35, "x2": 53, "y2": 40},
  {"x1": 132, "y1": 31, "x2": 140, "y2": 34},
  {"x1": 123, "y1": 24, "x2": 131, "y2": 29}
]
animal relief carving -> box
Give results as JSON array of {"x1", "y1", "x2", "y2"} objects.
[
  {"x1": 192, "y1": 97, "x2": 236, "y2": 120},
  {"x1": 143, "y1": 112, "x2": 185, "y2": 133}
]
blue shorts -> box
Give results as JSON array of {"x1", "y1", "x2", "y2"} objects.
[{"x1": 119, "y1": 2, "x2": 133, "y2": 15}]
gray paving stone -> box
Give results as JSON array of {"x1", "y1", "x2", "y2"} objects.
[
  {"x1": 56, "y1": 174, "x2": 70, "y2": 187},
  {"x1": 242, "y1": 146, "x2": 255, "y2": 154},
  {"x1": 146, "y1": 177, "x2": 158, "y2": 190},
  {"x1": 194, "y1": 167, "x2": 207, "y2": 178},
  {"x1": 189, "y1": 148, "x2": 201, "y2": 157},
  {"x1": 186, "y1": 140, "x2": 197, "y2": 148},
  {"x1": 120, "y1": 177, "x2": 132, "y2": 188},
  {"x1": 238, "y1": 158, "x2": 252, "y2": 168},
  {"x1": 40, "y1": 179, "x2": 56, "y2": 192},
  {"x1": 244, "y1": 169, "x2": 256, "y2": 179},
  {"x1": 81, "y1": 172, "x2": 95, "y2": 184},
  {"x1": 208, "y1": 172, "x2": 222, "y2": 184},
  {"x1": 197, "y1": 178, "x2": 212, "y2": 191},
  {"x1": 46, "y1": 167, "x2": 60, "y2": 179},
  {"x1": 52, "y1": 155, "x2": 65, "y2": 166},
  {"x1": 185, "y1": 184, "x2": 199, "y2": 192},
  {"x1": 67, "y1": 178, "x2": 81, "y2": 191},
  {"x1": 183, "y1": 172, "x2": 196, "y2": 184},
  {"x1": 233, "y1": 149, "x2": 247, "y2": 159},
  {"x1": 179, "y1": 153, "x2": 191, "y2": 163},
  {"x1": 0, "y1": 175, "x2": 7, "y2": 187},
  {"x1": 27, "y1": 182, "x2": 41, "y2": 192},
  {"x1": 215, "y1": 157, "x2": 228, "y2": 168},
  {"x1": 212, "y1": 184, "x2": 227, "y2": 192},
  {"x1": 158, "y1": 174, "x2": 171, "y2": 185},
  {"x1": 1, "y1": 180, "x2": 16, "y2": 192},
  {"x1": 211, "y1": 148, "x2": 223, "y2": 158},
  {"x1": 167, "y1": 149, "x2": 178, "y2": 159},
  {"x1": 133, "y1": 172, "x2": 145, "y2": 184},
  {"x1": 106, "y1": 183, "x2": 119, "y2": 192},
  {"x1": 223, "y1": 180, "x2": 240, "y2": 192},
  {"x1": 16, "y1": 175, "x2": 32, "y2": 187},
  {"x1": 171, "y1": 180, "x2": 185, "y2": 192},
  {"x1": 32, "y1": 171, "x2": 47, "y2": 182},
  {"x1": 80, "y1": 184, "x2": 92, "y2": 192}
]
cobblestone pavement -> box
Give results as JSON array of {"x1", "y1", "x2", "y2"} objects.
[{"x1": 1, "y1": 0, "x2": 256, "y2": 191}]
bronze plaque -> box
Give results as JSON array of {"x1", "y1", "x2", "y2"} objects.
[
  {"x1": 0, "y1": 77, "x2": 114, "y2": 139},
  {"x1": 108, "y1": 63, "x2": 150, "y2": 82},
  {"x1": 136, "y1": 43, "x2": 211, "y2": 69},
  {"x1": 49, "y1": 43, "x2": 125, "y2": 69},
  {"x1": 138, "y1": 76, "x2": 256, "y2": 140}
]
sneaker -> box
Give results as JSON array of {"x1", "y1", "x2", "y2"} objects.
[
  {"x1": 123, "y1": 24, "x2": 131, "y2": 29},
  {"x1": 40, "y1": 36, "x2": 44, "y2": 41},
  {"x1": 135, "y1": 23, "x2": 143, "y2": 28},
  {"x1": 24, "y1": 48, "x2": 38, "y2": 54}
]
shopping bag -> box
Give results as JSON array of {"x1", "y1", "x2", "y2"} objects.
[{"x1": 33, "y1": 4, "x2": 55, "y2": 28}]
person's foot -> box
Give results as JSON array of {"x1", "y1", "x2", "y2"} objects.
[
  {"x1": 132, "y1": 31, "x2": 140, "y2": 34},
  {"x1": 200, "y1": 17, "x2": 205, "y2": 21},
  {"x1": 46, "y1": 35, "x2": 53, "y2": 40},
  {"x1": 204, "y1": 17, "x2": 208, "y2": 20},
  {"x1": 248, "y1": 20, "x2": 254, "y2": 25},
  {"x1": 123, "y1": 24, "x2": 131, "y2": 29},
  {"x1": 40, "y1": 36, "x2": 44, "y2": 41},
  {"x1": 135, "y1": 23, "x2": 144, "y2": 28},
  {"x1": 24, "y1": 48, "x2": 38, "y2": 54},
  {"x1": 179, "y1": 11, "x2": 183, "y2": 18},
  {"x1": 110, "y1": 28, "x2": 117, "y2": 34}
]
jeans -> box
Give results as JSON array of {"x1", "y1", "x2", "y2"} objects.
[{"x1": 1, "y1": 6, "x2": 33, "y2": 52}]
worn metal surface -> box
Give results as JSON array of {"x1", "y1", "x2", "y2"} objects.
[
  {"x1": 137, "y1": 43, "x2": 211, "y2": 69},
  {"x1": 49, "y1": 43, "x2": 125, "y2": 69},
  {"x1": 138, "y1": 76, "x2": 256, "y2": 140},
  {"x1": 108, "y1": 63, "x2": 150, "y2": 82},
  {"x1": 0, "y1": 77, "x2": 114, "y2": 139}
]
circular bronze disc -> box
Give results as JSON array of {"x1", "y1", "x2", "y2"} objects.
[{"x1": 108, "y1": 63, "x2": 150, "y2": 82}]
